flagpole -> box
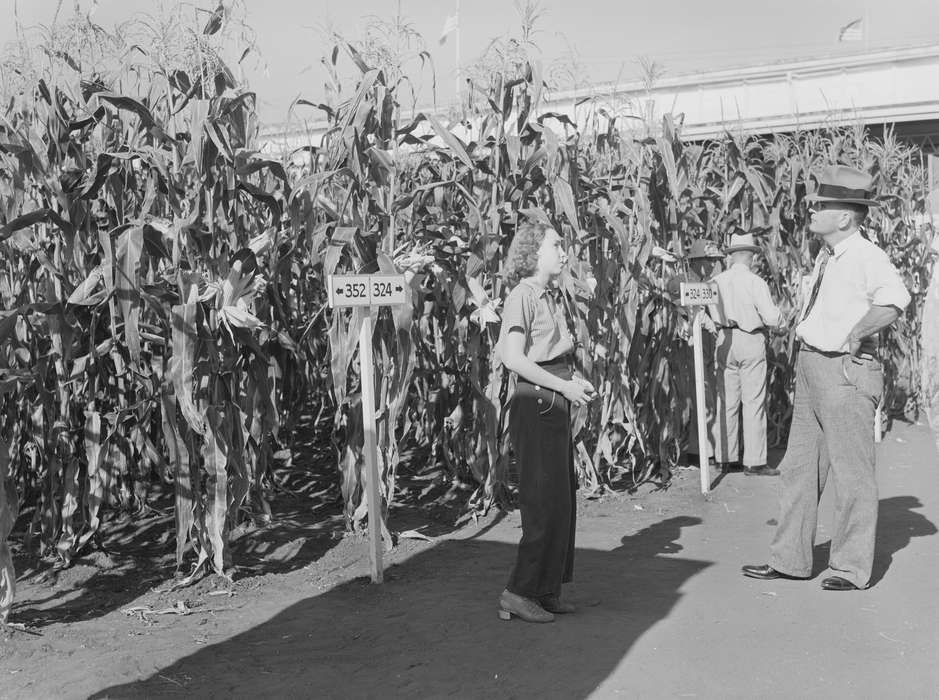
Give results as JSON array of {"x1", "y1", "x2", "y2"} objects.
[{"x1": 454, "y1": 0, "x2": 461, "y2": 109}]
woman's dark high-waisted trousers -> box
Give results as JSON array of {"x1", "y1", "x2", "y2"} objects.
[{"x1": 506, "y1": 358, "x2": 576, "y2": 599}]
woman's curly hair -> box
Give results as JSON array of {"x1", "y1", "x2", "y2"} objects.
[{"x1": 504, "y1": 221, "x2": 552, "y2": 287}]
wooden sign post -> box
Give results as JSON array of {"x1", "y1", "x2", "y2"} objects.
[
  {"x1": 679, "y1": 281, "x2": 719, "y2": 495},
  {"x1": 327, "y1": 273, "x2": 407, "y2": 583}
]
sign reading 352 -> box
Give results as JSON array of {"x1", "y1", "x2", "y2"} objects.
[{"x1": 328, "y1": 274, "x2": 408, "y2": 308}]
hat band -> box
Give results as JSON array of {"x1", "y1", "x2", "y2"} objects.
[{"x1": 815, "y1": 183, "x2": 872, "y2": 201}]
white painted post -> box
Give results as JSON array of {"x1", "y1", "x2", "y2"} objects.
[
  {"x1": 692, "y1": 309, "x2": 710, "y2": 495},
  {"x1": 358, "y1": 314, "x2": 383, "y2": 583},
  {"x1": 874, "y1": 400, "x2": 883, "y2": 444},
  {"x1": 328, "y1": 273, "x2": 407, "y2": 584}
]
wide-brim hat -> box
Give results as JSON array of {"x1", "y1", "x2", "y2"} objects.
[
  {"x1": 686, "y1": 238, "x2": 723, "y2": 260},
  {"x1": 804, "y1": 164, "x2": 880, "y2": 207},
  {"x1": 724, "y1": 231, "x2": 761, "y2": 254}
]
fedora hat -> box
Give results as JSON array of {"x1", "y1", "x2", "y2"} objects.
[
  {"x1": 724, "y1": 231, "x2": 761, "y2": 254},
  {"x1": 686, "y1": 238, "x2": 723, "y2": 260},
  {"x1": 804, "y1": 165, "x2": 879, "y2": 207}
]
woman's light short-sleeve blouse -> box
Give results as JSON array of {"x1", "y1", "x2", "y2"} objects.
[{"x1": 498, "y1": 279, "x2": 575, "y2": 362}]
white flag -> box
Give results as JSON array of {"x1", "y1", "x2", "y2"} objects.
[
  {"x1": 838, "y1": 18, "x2": 863, "y2": 42},
  {"x1": 439, "y1": 13, "x2": 458, "y2": 45}
]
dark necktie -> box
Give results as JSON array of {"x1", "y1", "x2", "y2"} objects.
[{"x1": 800, "y1": 247, "x2": 832, "y2": 322}]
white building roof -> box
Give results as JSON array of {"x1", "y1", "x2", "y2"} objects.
[
  {"x1": 560, "y1": 42, "x2": 939, "y2": 140},
  {"x1": 259, "y1": 42, "x2": 939, "y2": 157}
]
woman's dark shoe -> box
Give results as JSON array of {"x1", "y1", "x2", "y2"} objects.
[
  {"x1": 498, "y1": 590, "x2": 555, "y2": 623},
  {"x1": 539, "y1": 595, "x2": 575, "y2": 614},
  {"x1": 821, "y1": 576, "x2": 860, "y2": 591}
]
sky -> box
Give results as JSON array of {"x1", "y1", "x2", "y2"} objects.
[{"x1": 3, "y1": 0, "x2": 939, "y2": 125}]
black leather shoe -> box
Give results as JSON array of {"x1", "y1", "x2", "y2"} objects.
[
  {"x1": 744, "y1": 465, "x2": 779, "y2": 477},
  {"x1": 742, "y1": 564, "x2": 806, "y2": 580},
  {"x1": 821, "y1": 576, "x2": 859, "y2": 591}
]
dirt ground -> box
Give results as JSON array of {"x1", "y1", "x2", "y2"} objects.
[{"x1": 1, "y1": 420, "x2": 938, "y2": 700}]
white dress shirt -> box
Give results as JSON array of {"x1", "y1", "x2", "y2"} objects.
[
  {"x1": 711, "y1": 263, "x2": 783, "y2": 333},
  {"x1": 796, "y1": 232, "x2": 910, "y2": 352}
]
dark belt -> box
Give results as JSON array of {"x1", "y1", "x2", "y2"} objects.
[
  {"x1": 717, "y1": 322, "x2": 765, "y2": 335},
  {"x1": 518, "y1": 354, "x2": 574, "y2": 384},
  {"x1": 800, "y1": 341, "x2": 877, "y2": 361}
]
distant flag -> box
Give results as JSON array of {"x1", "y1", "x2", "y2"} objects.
[
  {"x1": 838, "y1": 18, "x2": 864, "y2": 42},
  {"x1": 439, "y1": 13, "x2": 459, "y2": 46}
]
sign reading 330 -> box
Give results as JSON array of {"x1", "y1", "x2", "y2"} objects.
[{"x1": 679, "y1": 282, "x2": 719, "y2": 307}]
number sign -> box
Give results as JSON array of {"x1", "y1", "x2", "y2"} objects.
[
  {"x1": 328, "y1": 274, "x2": 407, "y2": 308},
  {"x1": 325, "y1": 272, "x2": 408, "y2": 583},
  {"x1": 679, "y1": 282, "x2": 718, "y2": 307}
]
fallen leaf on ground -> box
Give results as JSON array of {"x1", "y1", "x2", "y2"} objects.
[
  {"x1": 123, "y1": 601, "x2": 193, "y2": 620},
  {"x1": 398, "y1": 529, "x2": 433, "y2": 542}
]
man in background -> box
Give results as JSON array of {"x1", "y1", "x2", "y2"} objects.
[
  {"x1": 711, "y1": 230, "x2": 784, "y2": 475},
  {"x1": 667, "y1": 239, "x2": 724, "y2": 466}
]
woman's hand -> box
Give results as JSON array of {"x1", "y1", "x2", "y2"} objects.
[
  {"x1": 562, "y1": 378, "x2": 595, "y2": 405},
  {"x1": 572, "y1": 375, "x2": 596, "y2": 396}
]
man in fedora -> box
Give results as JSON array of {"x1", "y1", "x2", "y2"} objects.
[
  {"x1": 667, "y1": 238, "x2": 725, "y2": 465},
  {"x1": 710, "y1": 229, "x2": 784, "y2": 476},
  {"x1": 743, "y1": 165, "x2": 910, "y2": 591}
]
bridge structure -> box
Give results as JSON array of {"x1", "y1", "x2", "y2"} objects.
[{"x1": 259, "y1": 42, "x2": 939, "y2": 181}]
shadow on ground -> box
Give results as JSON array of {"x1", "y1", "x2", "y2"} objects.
[
  {"x1": 9, "y1": 456, "x2": 348, "y2": 629},
  {"x1": 806, "y1": 495, "x2": 936, "y2": 583},
  {"x1": 870, "y1": 495, "x2": 937, "y2": 585},
  {"x1": 92, "y1": 516, "x2": 709, "y2": 699},
  {"x1": 9, "y1": 435, "x2": 478, "y2": 629}
]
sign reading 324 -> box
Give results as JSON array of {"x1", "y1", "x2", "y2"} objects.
[
  {"x1": 679, "y1": 282, "x2": 719, "y2": 307},
  {"x1": 328, "y1": 274, "x2": 407, "y2": 308}
]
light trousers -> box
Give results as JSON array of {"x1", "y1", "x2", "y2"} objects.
[
  {"x1": 713, "y1": 329, "x2": 768, "y2": 467},
  {"x1": 769, "y1": 350, "x2": 882, "y2": 589}
]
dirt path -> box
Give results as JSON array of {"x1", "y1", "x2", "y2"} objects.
[{"x1": 2, "y1": 421, "x2": 938, "y2": 699}]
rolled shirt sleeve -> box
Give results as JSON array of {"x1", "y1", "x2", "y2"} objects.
[
  {"x1": 866, "y1": 248, "x2": 911, "y2": 311},
  {"x1": 500, "y1": 286, "x2": 533, "y2": 341},
  {"x1": 754, "y1": 278, "x2": 784, "y2": 328}
]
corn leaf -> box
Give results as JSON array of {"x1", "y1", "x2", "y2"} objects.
[
  {"x1": 422, "y1": 113, "x2": 473, "y2": 168},
  {"x1": 202, "y1": 406, "x2": 231, "y2": 576},
  {"x1": 170, "y1": 297, "x2": 205, "y2": 435},
  {"x1": 0, "y1": 440, "x2": 16, "y2": 624},
  {"x1": 76, "y1": 411, "x2": 107, "y2": 553}
]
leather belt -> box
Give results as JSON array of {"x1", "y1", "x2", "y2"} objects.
[
  {"x1": 717, "y1": 322, "x2": 765, "y2": 335},
  {"x1": 800, "y1": 342, "x2": 876, "y2": 362}
]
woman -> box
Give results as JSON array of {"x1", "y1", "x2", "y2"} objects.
[{"x1": 497, "y1": 222, "x2": 595, "y2": 623}]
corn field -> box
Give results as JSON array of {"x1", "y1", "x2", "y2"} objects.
[{"x1": 0, "y1": 7, "x2": 934, "y2": 624}]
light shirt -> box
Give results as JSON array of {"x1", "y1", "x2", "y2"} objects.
[
  {"x1": 497, "y1": 278, "x2": 574, "y2": 362},
  {"x1": 711, "y1": 263, "x2": 783, "y2": 332},
  {"x1": 796, "y1": 232, "x2": 911, "y2": 352}
]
